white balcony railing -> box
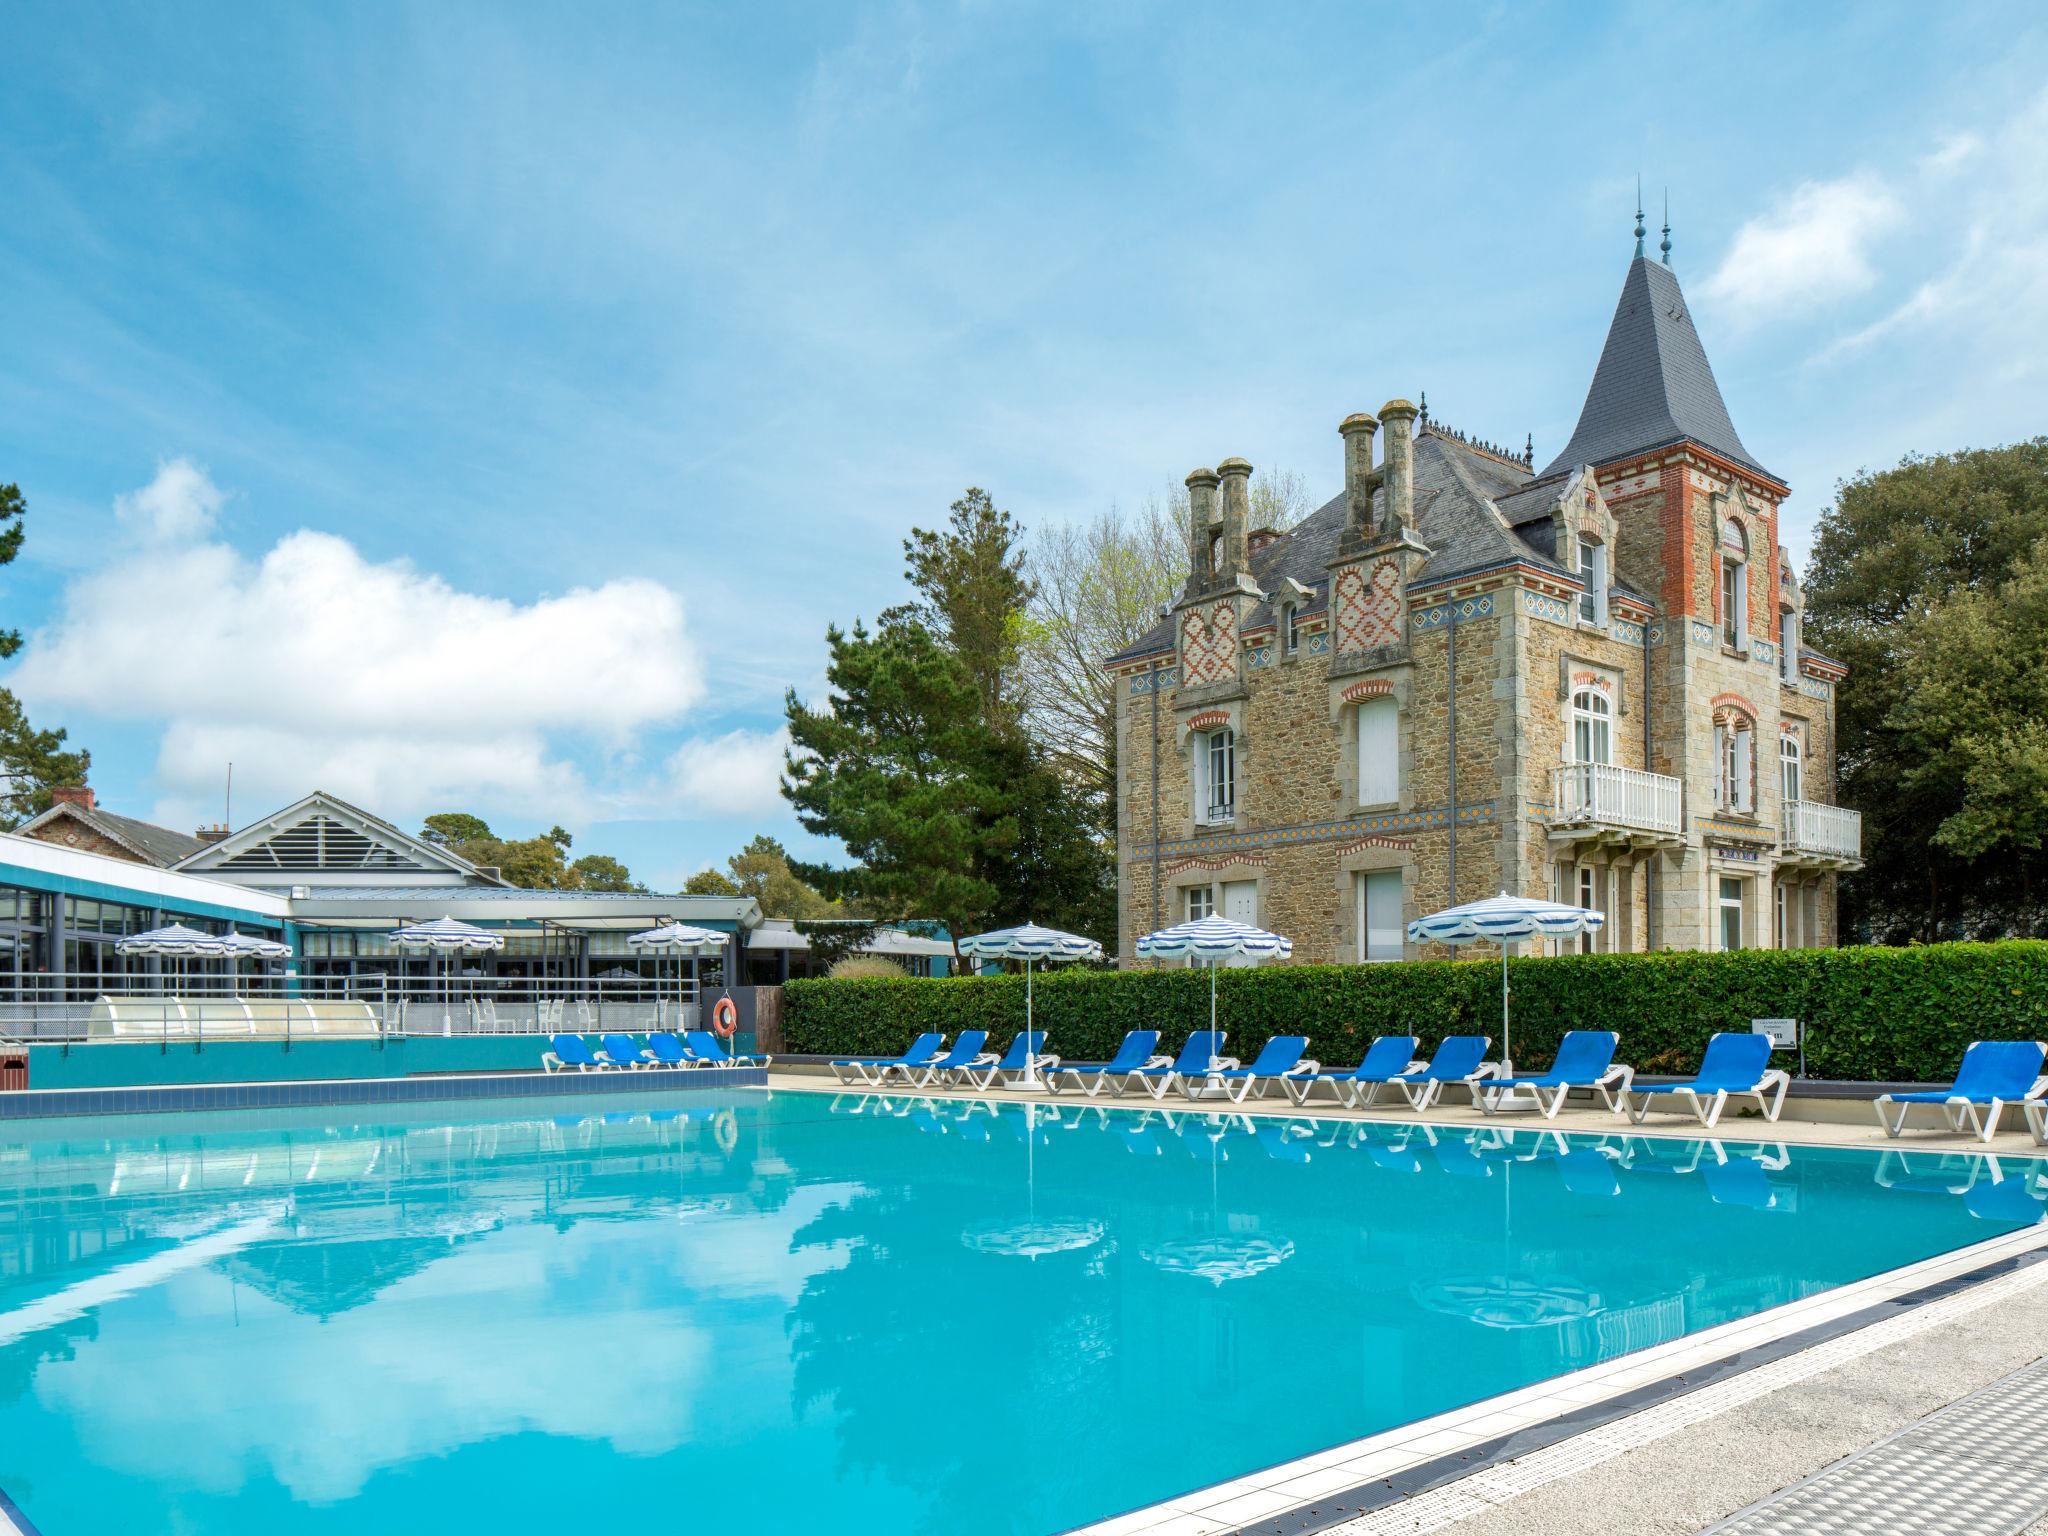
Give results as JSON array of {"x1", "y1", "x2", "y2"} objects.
[
  {"x1": 1550, "y1": 762, "x2": 1683, "y2": 839},
  {"x1": 1782, "y1": 799, "x2": 1862, "y2": 861}
]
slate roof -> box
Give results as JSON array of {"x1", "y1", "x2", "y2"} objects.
[
  {"x1": 1105, "y1": 430, "x2": 1620, "y2": 665},
  {"x1": 14, "y1": 801, "x2": 207, "y2": 866},
  {"x1": 1536, "y1": 256, "x2": 1776, "y2": 483}
]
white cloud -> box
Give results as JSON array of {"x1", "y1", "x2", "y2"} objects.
[
  {"x1": 11, "y1": 466, "x2": 728, "y2": 828},
  {"x1": 1700, "y1": 173, "x2": 1903, "y2": 323},
  {"x1": 663, "y1": 726, "x2": 791, "y2": 818},
  {"x1": 113, "y1": 456, "x2": 224, "y2": 541}
]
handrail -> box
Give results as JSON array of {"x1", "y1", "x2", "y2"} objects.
[
  {"x1": 1782, "y1": 799, "x2": 1861, "y2": 858},
  {"x1": 1550, "y1": 762, "x2": 1683, "y2": 836}
]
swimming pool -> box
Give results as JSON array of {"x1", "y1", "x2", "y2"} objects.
[{"x1": 0, "y1": 1088, "x2": 2036, "y2": 1534}]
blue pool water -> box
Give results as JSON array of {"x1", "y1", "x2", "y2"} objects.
[{"x1": 0, "y1": 1088, "x2": 2037, "y2": 1535}]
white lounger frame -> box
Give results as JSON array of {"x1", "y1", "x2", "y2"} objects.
[
  {"x1": 1878, "y1": 1072, "x2": 2048, "y2": 1144},
  {"x1": 1176, "y1": 1058, "x2": 1320, "y2": 1105},
  {"x1": 1623, "y1": 1069, "x2": 1790, "y2": 1129},
  {"x1": 1473, "y1": 1064, "x2": 1634, "y2": 1119}
]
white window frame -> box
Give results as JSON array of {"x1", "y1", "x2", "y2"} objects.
[
  {"x1": 1715, "y1": 715, "x2": 1754, "y2": 813},
  {"x1": 1356, "y1": 869, "x2": 1403, "y2": 963},
  {"x1": 1780, "y1": 608, "x2": 1798, "y2": 683},
  {"x1": 1195, "y1": 728, "x2": 1236, "y2": 826},
  {"x1": 1780, "y1": 731, "x2": 1803, "y2": 805},
  {"x1": 1283, "y1": 603, "x2": 1303, "y2": 655},
  {"x1": 1356, "y1": 696, "x2": 1400, "y2": 808},
  {"x1": 1569, "y1": 686, "x2": 1613, "y2": 765},
  {"x1": 1718, "y1": 876, "x2": 1745, "y2": 951},
  {"x1": 1184, "y1": 885, "x2": 1215, "y2": 921},
  {"x1": 1775, "y1": 883, "x2": 1788, "y2": 949},
  {"x1": 1722, "y1": 557, "x2": 1746, "y2": 648},
  {"x1": 1577, "y1": 538, "x2": 1607, "y2": 626},
  {"x1": 1576, "y1": 865, "x2": 1604, "y2": 953}
]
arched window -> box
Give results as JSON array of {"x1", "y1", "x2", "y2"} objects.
[
  {"x1": 1569, "y1": 686, "x2": 1612, "y2": 765},
  {"x1": 1780, "y1": 730, "x2": 1803, "y2": 804},
  {"x1": 1714, "y1": 707, "x2": 1755, "y2": 813},
  {"x1": 1281, "y1": 601, "x2": 1302, "y2": 655},
  {"x1": 1720, "y1": 519, "x2": 1749, "y2": 649}
]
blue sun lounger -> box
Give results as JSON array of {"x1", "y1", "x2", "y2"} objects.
[
  {"x1": 1387, "y1": 1035, "x2": 1495, "y2": 1110},
  {"x1": 541, "y1": 1033, "x2": 602, "y2": 1072},
  {"x1": 1282, "y1": 1035, "x2": 1421, "y2": 1107},
  {"x1": 1179, "y1": 1035, "x2": 1316, "y2": 1104},
  {"x1": 600, "y1": 1033, "x2": 654, "y2": 1069},
  {"x1": 957, "y1": 1031, "x2": 1054, "y2": 1090},
  {"x1": 831, "y1": 1033, "x2": 944, "y2": 1086},
  {"x1": 683, "y1": 1029, "x2": 770, "y2": 1068},
  {"x1": 1876, "y1": 1039, "x2": 2048, "y2": 1143},
  {"x1": 645, "y1": 1031, "x2": 689, "y2": 1068},
  {"x1": 882, "y1": 1029, "x2": 989, "y2": 1088},
  {"x1": 1120, "y1": 1031, "x2": 1226, "y2": 1100},
  {"x1": 1621, "y1": 1033, "x2": 1788, "y2": 1128},
  {"x1": 1472, "y1": 1031, "x2": 1632, "y2": 1118},
  {"x1": 1046, "y1": 1030, "x2": 1161, "y2": 1097}
]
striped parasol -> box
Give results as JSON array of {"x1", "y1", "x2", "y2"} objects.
[
  {"x1": 958, "y1": 923, "x2": 1103, "y2": 1089},
  {"x1": 1135, "y1": 915, "x2": 1293, "y2": 1038},
  {"x1": 1408, "y1": 892, "x2": 1604, "y2": 1070}
]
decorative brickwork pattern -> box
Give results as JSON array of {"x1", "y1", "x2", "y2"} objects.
[{"x1": 1178, "y1": 602, "x2": 1238, "y2": 686}]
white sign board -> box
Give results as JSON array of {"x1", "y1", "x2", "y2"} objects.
[{"x1": 1752, "y1": 1018, "x2": 1799, "y2": 1049}]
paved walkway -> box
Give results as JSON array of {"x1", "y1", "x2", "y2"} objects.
[{"x1": 1701, "y1": 1358, "x2": 2048, "y2": 1536}]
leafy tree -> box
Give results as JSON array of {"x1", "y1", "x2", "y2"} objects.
[
  {"x1": 0, "y1": 481, "x2": 89, "y2": 828},
  {"x1": 726, "y1": 834, "x2": 839, "y2": 919},
  {"x1": 567, "y1": 853, "x2": 640, "y2": 892},
  {"x1": 783, "y1": 619, "x2": 1010, "y2": 945},
  {"x1": 417, "y1": 813, "x2": 643, "y2": 892},
  {"x1": 1806, "y1": 439, "x2": 2048, "y2": 939},
  {"x1": 421, "y1": 812, "x2": 495, "y2": 847},
  {"x1": 891, "y1": 488, "x2": 1033, "y2": 727},
  {"x1": 684, "y1": 867, "x2": 741, "y2": 896},
  {"x1": 0, "y1": 691, "x2": 90, "y2": 830}
]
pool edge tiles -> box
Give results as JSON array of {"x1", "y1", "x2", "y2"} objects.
[
  {"x1": 0, "y1": 1064, "x2": 767, "y2": 1120},
  {"x1": 1067, "y1": 1222, "x2": 2048, "y2": 1536}
]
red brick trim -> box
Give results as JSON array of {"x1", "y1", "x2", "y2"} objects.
[
  {"x1": 1710, "y1": 691, "x2": 1759, "y2": 718},
  {"x1": 1340, "y1": 679, "x2": 1395, "y2": 702},
  {"x1": 1331, "y1": 835, "x2": 1414, "y2": 857},
  {"x1": 1163, "y1": 854, "x2": 1270, "y2": 877},
  {"x1": 1186, "y1": 709, "x2": 1231, "y2": 730}
]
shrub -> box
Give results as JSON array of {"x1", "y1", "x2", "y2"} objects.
[
  {"x1": 826, "y1": 955, "x2": 907, "y2": 981},
  {"x1": 782, "y1": 940, "x2": 2048, "y2": 1082}
]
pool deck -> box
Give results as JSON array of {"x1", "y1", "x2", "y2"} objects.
[
  {"x1": 764, "y1": 1067, "x2": 2048, "y2": 1158},
  {"x1": 767, "y1": 1069, "x2": 2048, "y2": 1535}
]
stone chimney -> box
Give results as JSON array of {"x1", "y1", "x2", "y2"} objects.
[
  {"x1": 1215, "y1": 457, "x2": 1252, "y2": 580},
  {"x1": 1339, "y1": 412, "x2": 1380, "y2": 534},
  {"x1": 1184, "y1": 466, "x2": 1220, "y2": 590},
  {"x1": 1379, "y1": 399, "x2": 1418, "y2": 533},
  {"x1": 50, "y1": 785, "x2": 95, "y2": 811}
]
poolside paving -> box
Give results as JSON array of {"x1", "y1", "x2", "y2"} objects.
[{"x1": 766, "y1": 1068, "x2": 2048, "y2": 1159}]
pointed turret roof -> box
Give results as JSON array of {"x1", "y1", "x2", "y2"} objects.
[{"x1": 1537, "y1": 255, "x2": 1779, "y2": 485}]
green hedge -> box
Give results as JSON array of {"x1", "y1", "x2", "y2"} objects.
[{"x1": 782, "y1": 941, "x2": 2048, "y2": 1083}]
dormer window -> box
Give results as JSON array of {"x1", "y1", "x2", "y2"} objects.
[
  {"x1": 1720, "y1": 519, "x2": 1749, "y2": 649},
  {"x1": 1282, "y1": 602, "x2": 1303, "y2": 655},
  {"x1": 1577, "y1": 535, "x2": 1608, "y2": 625}
]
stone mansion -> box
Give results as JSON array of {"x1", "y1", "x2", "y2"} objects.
[{"x1": 1106, "y1": 232, "x2": 1860, "y2": 964}]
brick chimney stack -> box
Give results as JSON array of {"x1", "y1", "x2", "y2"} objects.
[{"x1": 50, "y1": 785, "x2": 95, "y2": 811}]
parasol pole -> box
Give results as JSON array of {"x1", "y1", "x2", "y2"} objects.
[{"x1": 1502, "y1": 940, "x2": 1511, "y2": 1074}]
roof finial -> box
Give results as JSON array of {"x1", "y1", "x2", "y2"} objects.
[
  {"x1": 1660, "y1": 189, "x2": 1672, "y2": 267},
  {"x1": 1634, "y1": 177, "x2": 1646, "y2": 259},
  {"x1": 1418, "y1": 390, "x2": 1428, "y2": 427},
  {"x1": 1524, "y1": 432, "x2": 1534, "y2": 466}
]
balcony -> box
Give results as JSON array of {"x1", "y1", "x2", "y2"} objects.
[
  {"x1": 1548, "y1": 763, "x2": 1685, "y2": 849},
  {"x1": 1781, "y1": 799, "x2": 1863, "y2": 869}
]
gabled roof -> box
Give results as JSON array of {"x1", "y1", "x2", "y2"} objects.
[
  {"x1": 1537, "y1": 256, "x2": 1777, "y2": 484},
  {"x1": 1106, "y1": 430, "x2": 1602, "y2": 666},
  {"x1": 174, "y1": 790, "x2": 505, "y2": 885},
  {"x1": 14, "y1": 801, "x2": 207, "y2": 866}
]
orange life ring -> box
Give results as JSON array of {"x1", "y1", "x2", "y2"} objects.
[{"x1": 712, "y1": 996, "x2": 739, "y2": 1038}]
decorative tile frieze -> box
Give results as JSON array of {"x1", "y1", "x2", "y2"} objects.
[
  {"x1": 1411, "y1": 593, "x2": 1495, "y2": 630},
  {"x1": 1128, "y1": 667, "x2": 1179, "y2": 695},
  {"x1": 1690, "y1": 620, "x2": 1717, "y2": 647},
  {"x1": 1131, "y1": 802, "x2": 1496, "y2": 862},
  {"x1": 1521, "y1": 590, "x2": 1574, "y2": 624}
]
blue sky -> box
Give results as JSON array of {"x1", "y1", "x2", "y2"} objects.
[{"x1": 4, "y1": 2, "x2": 2046, "y2": 889}]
